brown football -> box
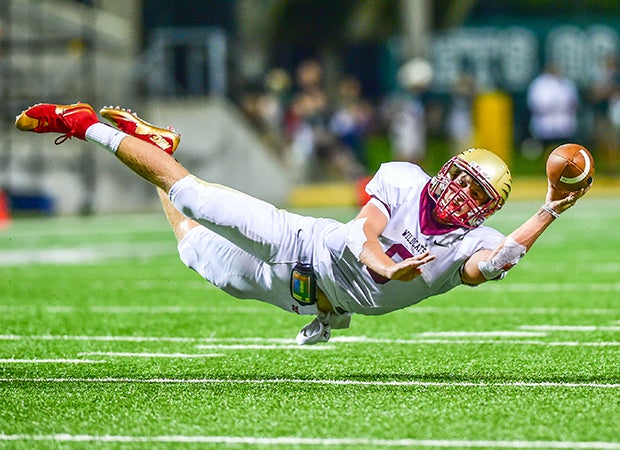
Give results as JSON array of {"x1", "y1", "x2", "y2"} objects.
[{"x1": 546, "y1": 143, "x2": 595, "y2": 191}]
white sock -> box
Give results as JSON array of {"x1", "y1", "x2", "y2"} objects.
[{"x1": 85, "y1": 123, "x2": 128, "y2": 154}]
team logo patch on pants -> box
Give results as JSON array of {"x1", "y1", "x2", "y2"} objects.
[{"x1": 290, "y1": 263, "x2": 317, "y2": 305}]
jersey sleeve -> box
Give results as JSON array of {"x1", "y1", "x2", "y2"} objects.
[
  {"x1": 457, "y1": 225, "x2": 507, "y2": 284},
  {"x1": 365, "y1": 162, "x2": 430, "y2": 218}
]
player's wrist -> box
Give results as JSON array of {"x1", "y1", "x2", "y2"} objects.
[{"x1": 540, "y1": 203, "x2": 560, "y2": 219}]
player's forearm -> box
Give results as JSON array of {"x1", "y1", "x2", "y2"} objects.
[
  {"x1": 507, "y1": 206, "x2": 557, "y2": 251},
  {"x1": 359, "y1": 240, "x2": 396, "y2": 278},
  {"x1": 469, "y1": 205, "x2": 557, "y2": 283},
  {"x1": 350, "y1": 202, "x2": 394, "y2": 277}
]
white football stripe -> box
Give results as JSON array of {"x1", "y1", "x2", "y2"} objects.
[{"x1": 559, "y1": 148, "x2": 591, "y2": 184}]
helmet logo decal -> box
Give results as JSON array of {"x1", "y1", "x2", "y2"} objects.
[{"x1": 468, "y1": 161, "x2": 491, "y2": 182}]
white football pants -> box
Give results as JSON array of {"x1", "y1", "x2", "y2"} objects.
[{"x1": 169, "y1": 175, "x2": 321, "y2": 315}]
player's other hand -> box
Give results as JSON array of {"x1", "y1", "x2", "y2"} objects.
[
  {"x1": 545, "y1": 180, "x2": 591, "y2": 214},
  {"x1": 386, "y1": 251, "x2": 436, "y2": 282}
]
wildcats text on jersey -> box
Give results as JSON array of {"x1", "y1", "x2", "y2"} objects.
[{"x1": 401, "y1": 229, "x2": 427, "y2": 254}]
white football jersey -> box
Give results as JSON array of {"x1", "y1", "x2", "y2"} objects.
[{"x1": 318, "y1": 162, "x2": 505, "y2": 315}]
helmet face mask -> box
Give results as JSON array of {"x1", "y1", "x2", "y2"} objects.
[
  {"x1": 429, "y1": 149, "x2": 512, "y2": 228},
  {"x1": 434, "y1": 172, "x2": 494, "y2": 228}
]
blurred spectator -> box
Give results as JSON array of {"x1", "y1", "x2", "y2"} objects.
[
  {"x1": 588, "y1": 54, "x2": 620, "y2": 174},
  {"x1": 256, "y1": 68, "x2": 292, "y2": 156},
  {"x1": 285, "y1": 59, "x2": 330, "y2": 176},
  {"x1": 446, "y1": 68, "x2": 476, "y2": 153},
  {"x1": 238, "y1": 68, "x2": 292, "y2": 159},
  {"x1": 329, "y1": 74, "x2": 374, "y2": 167},
  {"x1": 239, "y1": 87, "x2": 263, "y2": 130},
  {"x1": 526, "y1": 63, "x2": 579, "y2": 159},
  {"x1": 381, "y1": 58, "x2": 433, "y2": 165},
  {"x1": 285, "y1": 59, "x2": 364, "y2": 181}
]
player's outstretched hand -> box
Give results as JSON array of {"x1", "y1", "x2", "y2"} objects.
[
  {"x1": 545, "y1": 180, "x2": 591, "y2": 215},
  {"x1": 386, "y1": 251, "x2": 436, "y2": 282}
]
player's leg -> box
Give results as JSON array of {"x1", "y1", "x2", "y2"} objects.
[
  {"x1": 113, "y1": 131, "x2": 189, "y2": 193},
  {"x1": 15, "y1": 102, "x2": 199, "y2": 243},
  {"x1": 157, "y1": 187, "x2": 200, "y2": 242},
  {"x1": 15, "y1": 102, "x2": 188, "y2": 193},
  {"x1": 95, "y1": 107, "x2": 188, "y2": 192},
  {"x1": 97, "y1": 106, "x2": 200, "y2": 241}
]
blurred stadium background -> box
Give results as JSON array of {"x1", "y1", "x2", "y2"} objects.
[{"x1": 1, "y1": 0, "x2": 619, "y2": 217}]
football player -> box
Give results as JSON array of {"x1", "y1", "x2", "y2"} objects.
[{"x1": 15, "y1": 103, "x2": 590, "y2": 344}]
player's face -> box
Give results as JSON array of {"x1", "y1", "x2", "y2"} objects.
[
  {"x1": 453, "y1": 172, "x2": 489, "y2": 205},
  {"x1": 435, "y1": 172, "x2": 490, "y2": 226}
]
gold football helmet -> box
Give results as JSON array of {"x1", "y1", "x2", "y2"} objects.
[{"x1": 428, "y1": 148, "x2": 512, "y2": 228}]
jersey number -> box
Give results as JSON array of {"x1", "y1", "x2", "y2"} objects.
[{"x1": 367, "y1": 243, "x2": 413, "y2": 284}]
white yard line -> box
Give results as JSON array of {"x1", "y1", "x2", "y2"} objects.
[
  {"x1": 0, "y1": 305, "x2": 617, "y2": 315},
  {"x1": 388, "y1": 339, "x2": 620, "y2": 346},
  {"x1": 0, "y1": 243, "x2": 174, "y2": 266},
  {"x1": 0, "y1": 334, "x2": 293, "y2": 343},
  {"x1": 0, "y1": 358, "x2": 104, "y2": 364},
  {"x1": 0, "y1": 215, "x2": 167, "y2": 238},
  {"x1": 1, "y1": 334, "x2": 618, "y2": 347},
  {"x1": 407, "y1": 307, "x2": 616, "y2": 315},
  {"x1": 0, "y1": 435, "x2": 618, "y2": 448},
  {"x1": 194, "y1": 344, "x2": 332, "y2": 350},
  {"x1": 418, "y1": 331, "x2": 546, "y2": 337},
  {"x1": 77, "y1": 352, "x2": 224, "y2": 358},
  {"x1": 332, "y1": 336, "x2": 619, "y2": 346},
  {"x1": 0, "y1": 377, "x2": 617, "y2": 390},
  {"x1": 478, "y1": 283, "x2": 620, "y2": 292},
  {"x1": 520, "y1": 325, "x2": 620, "y2": 332}
]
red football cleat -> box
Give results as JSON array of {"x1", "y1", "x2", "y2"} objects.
[
  {"x1": 15, "y1": 102, "x2": 99, "y2": 144},
  {"x1": 99, "y1": 106, "x2": 180, "y2": 154}
]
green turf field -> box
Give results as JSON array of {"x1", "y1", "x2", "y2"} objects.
[{"x1": 0, "y1": 197, "x2": 618, "y2": 449}]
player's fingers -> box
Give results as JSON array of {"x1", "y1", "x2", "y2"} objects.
[
  {"x1": 574, "y1": 183, "x2": 592, "y2": 199},
  {"x1": 558, "y1": 184, "x2": 590, "y2": 209},
  {"x1": 403, "y1": 253, "x2": 435, "y2": 267},
  {"x1": 413, "y1": 251, "x2": 436, "y2": 262},
  {"x1": 420, "y1": 251, "x2": 436, "y2": 263}
]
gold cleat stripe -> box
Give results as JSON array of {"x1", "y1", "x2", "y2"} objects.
[{"x1": 15, "y1": 114, "x2": 40, "y2": 131}]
